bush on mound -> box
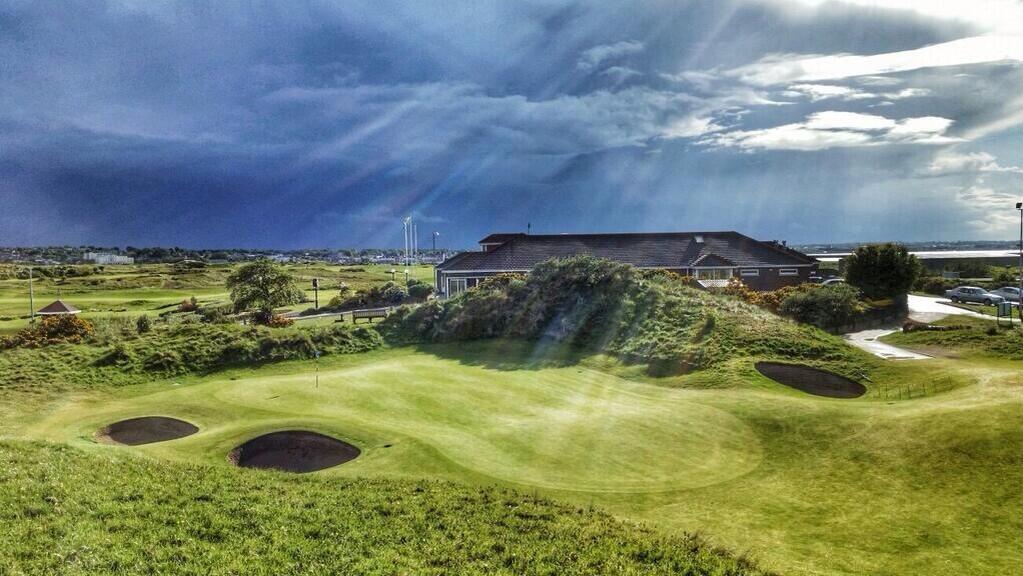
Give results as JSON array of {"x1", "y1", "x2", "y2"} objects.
[
  {"x1": 384, "y1": 256, "x2": 858, "y2": 374},
  {"x1": 0, "y1": 322, "x2": 384, "y2": 392},
  {"x1": 2, "y1": 315, "x2": 95, "y2": 349}
]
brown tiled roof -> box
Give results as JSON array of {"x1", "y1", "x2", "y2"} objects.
[
  {"x1": 37, "y1": 300, "x2": 81, "y2": 314},
  {"x1": 479, "y1": 233, "x2": 526, "y2": 244},
  {"x1": 438, "y1": 231, "x2": 816, "y2": 271},
  {"x1": 691, "y1": 253, "x2": 736, "y2": 267}
]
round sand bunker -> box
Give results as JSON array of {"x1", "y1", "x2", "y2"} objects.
[
  {"x1": 229, "y1": 430, "x2": 360, "y2": 473},
  {"x1": 755, "y1": 362, "x2": 866, "y2": 399},
  {"x1": 97, "y1": 416, "x2": 199, "y2": 445}
]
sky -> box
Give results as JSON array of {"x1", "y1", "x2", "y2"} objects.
[{"x1": 3, "y1": 0, "x2": 1023, "y2": 249}]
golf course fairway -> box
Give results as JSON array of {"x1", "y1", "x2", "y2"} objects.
[{"x1": 10, "y1": 341, "x2": 1023, "y2": 576}]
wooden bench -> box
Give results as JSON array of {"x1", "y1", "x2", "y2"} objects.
[{"x1": 351, "y1": 307, "x2": 391, "y2": 323}]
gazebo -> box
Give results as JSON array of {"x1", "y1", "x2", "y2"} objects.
[{"x1": 36, "y1": 300, "x2": 81, "y2": 316}]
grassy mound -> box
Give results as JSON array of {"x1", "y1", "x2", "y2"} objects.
[
  {"x1": 386, "y1": 257, "x2": 862, "y2": 375},
  {"x1": 0, "y1": 440, "x2": 766, "y2": 575},
  {"x1": 0, "y1": 322, "x2": 381, "y2": 393}
]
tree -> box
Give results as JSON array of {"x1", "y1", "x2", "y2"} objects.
[
  {"x1": 844, "y1": 243, "x2": 920, "y2": 299},
  {"x1": 778, "y1": 284, "x2": 862, "y2": 329},
  {"x1": 226, "y1": 260, "x2": 305, "y2": 324}
]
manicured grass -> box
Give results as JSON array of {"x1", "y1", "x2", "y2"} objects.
[
  {"x1": 5, "y1": 340, "x2": 1017, "y2": 576},
  {"x1": 0, "y1": 263, "x2": 434, "y2": 334},
  {"x1": 883, "y1": 316, "x2": 1023, "y2": 360},
  {"x1": 0, "y1": 440, "x2": 765, "y2": 575}
]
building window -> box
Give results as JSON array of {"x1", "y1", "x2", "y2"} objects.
[
  {"x1": 448, "y1": 278, "x2": 468, "y2": 295},
  {"x1": 695, "y1": 268, "x2": 733, "y2": 280},
  {"x1": 779, "y1": 268, "x2": 798, "y2": 277},
  {"x1": 740, "y1": 269, "x2": 759, "y2": 277}
]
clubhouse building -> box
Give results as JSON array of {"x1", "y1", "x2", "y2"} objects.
[{"x1": 435, "y1": 231, "x2": 818, "y2": 297}]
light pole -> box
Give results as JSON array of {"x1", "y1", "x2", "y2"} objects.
[
  {"x1": 1016, "y1": 202, "x2": 1022, "y2": 324},
  {"x1": 28, "y1": 265, "x2": 35, "y2": 322}
]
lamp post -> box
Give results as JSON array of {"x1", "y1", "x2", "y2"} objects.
[
  {"x1": 28, "y1": 265, "x2": 35, "y2": 322},
  {"x1": 1017, "y1": 202, "x2": 1022, "y2": 325}
]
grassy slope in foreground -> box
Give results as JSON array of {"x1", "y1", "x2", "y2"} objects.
[
  {"x1": 11, "y1": 342, "x2": 1020, "y2": 576},
  {"x1": 0, "y1": 440, "x2": 765, "y2": 576}
]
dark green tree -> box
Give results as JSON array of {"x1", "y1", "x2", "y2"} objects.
[
  {"x1": 226, "y1": 260, "x2": 305, "y2": 324},
  {"x1": 844, "y1": 243, "x2": 921, "y2": 299}
]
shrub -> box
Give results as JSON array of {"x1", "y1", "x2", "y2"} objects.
[
  {"x1": 136, "y1": 314, "x2": 152, "y2": 334},
  {"x1": 407, "y1": 282, "x2": 434, "y2": 301},
  {"x1": 179, "y1": 297, "x2": 199, "y2": 313},
  {"x1": 778, "y1": 284, "x2": 863, "y2": 329},
  {"x1": 991, "y1": 267, "x2": 1017, "y2": 284},
  {"x1": 143, "y1": 349, "x2": 183, "y2": 372},
  {"x1": 915, "y1": 276, "x2": 955, "y2": 295},
  {"x1": 3, "y1": 315, "x2": 95, "y2": 348},
  {"x1": 267, "y1": 314, "x2": 295, "y2": 328}
]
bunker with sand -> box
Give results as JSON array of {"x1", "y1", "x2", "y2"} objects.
[
  {"x1": 755, "y1": 362, "x2": 866, "y2": 398},
  {"x1": 229, "y1": 430, "x2": 360, "y2": 473},
  {"x1": 97, "y1": 416, "x2": 199, "y2": 445}
]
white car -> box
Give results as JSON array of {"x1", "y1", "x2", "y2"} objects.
[
  {"x1": 989, "y1": 286, "x2": 1022, "y2": 303},
  {"x1": 944, "y1": 286, "x2": 1004, "y2": 305}
]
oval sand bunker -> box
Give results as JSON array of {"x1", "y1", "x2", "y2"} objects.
[
  {"x1": 98, "y1": 416, "x2": 199, "y2": 445},
  {"x1": 755, "y1": 362, "x2": 866, "y2": 398},
  {"x1": 229, "y1": 430, "x2": 360, "y2": 473}
]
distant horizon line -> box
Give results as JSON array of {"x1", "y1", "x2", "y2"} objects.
[{"x1": 2, "y1": 238, "x2": 1022, "y2": 253}]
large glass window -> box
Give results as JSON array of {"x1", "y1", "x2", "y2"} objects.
[
  {"x1": 448, "y1": 278, "x2": 468, "y2": 295},
  {"x1": 695, "y1": 268, "x2": 733, "y2": 280}
]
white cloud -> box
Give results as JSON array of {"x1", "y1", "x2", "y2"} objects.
[
  {"x1": 924, "y1": 151, "x2": 1023, "y2": 175},
  {"x1": 805, "y1": 111, "x2": 895, "y2": 131},
  {"x1": 882, "y1": 88, "x2": 931, "y2": 99},
  {"x1": 577, "y1": 40, "x2": 644, "y2": 71},
  {"x1": 955, "y1": 179, "x2": 1022, "y2": 235},
  {"x1": 599, "y1": 66, "x2": 642, "y2": 84},
  {"x1": 728, "y1": 35, "x2": 1023, "y2": 86},
  {"x1": 857, "y1": 76, "x2": 903, "y2": 87},
  {"x1": 662, "y1": 116, "x2": 725, "y2": 139},
  {"x1": 782, "y1": 83, "x2": 930, "y2": 102},
  {"x1": 781, "y1": 0, "x2": 1023, "y2": 35},
  {"x1": 786, "y1": 83, "x2": 873, "y2": 101},
  {"x1": 266, "y1": 81, "x2": 725, "y2": 158},
  {"x1": 703, "y1": 111, "x2": 959, "y2": 151}
]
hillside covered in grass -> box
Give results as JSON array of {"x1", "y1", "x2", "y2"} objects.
[
  {"x1": 385, "y1": 257, "x2": 864, "y2": 375},
  {"x1": 0, "y1": 321, "x2": 381, "y2": 394},
  {"x1": 0, "y1": 440, "x2": 767, "y2": 576}
]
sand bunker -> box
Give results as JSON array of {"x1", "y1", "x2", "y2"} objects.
[
  {"x1": 229, "y1": 430, "x2": 360, "y2": 473},
  {"x1": 97, "y1": 416, "x2": 199, "y2": 445},
  {"x1": 755, "y1": 362, "x2": 866, "y2": 399}
]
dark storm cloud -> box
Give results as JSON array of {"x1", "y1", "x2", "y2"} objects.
[{"x1": 2, "y1": 0, "x2": 1023, "y2": 247}]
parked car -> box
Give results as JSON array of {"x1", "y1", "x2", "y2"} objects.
[
  {"x1": 990, "y1": 286, "x2": 1022, "y2": 303},
  {"x1": 821, "y1": 278, "x2": 846, "y2": 287},
  {"x1": 944, "y1": 286, "x2": 1005, "y2": 305}
]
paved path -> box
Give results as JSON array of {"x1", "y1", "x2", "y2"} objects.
[
  {"x1": 907, "y1": 294, "x2": 994, "y2": 322},
  {"x1": 844, "y1": 294, "x2": 1015, "y2": 360},
  {"x1": 843, "y1": 328, "x2": 930, "y2": 360}
]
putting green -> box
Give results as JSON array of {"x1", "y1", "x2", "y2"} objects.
[{"x1": 28, "y1": 350, "x2": 762, "y2": 493}]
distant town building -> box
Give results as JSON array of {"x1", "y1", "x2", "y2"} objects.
[{"x1": 84, "y1": 252, "x2": 135, "y2": 265}]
